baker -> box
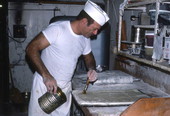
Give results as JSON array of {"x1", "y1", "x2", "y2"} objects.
[{"x1": 26, "y1": 0, "x2": 109, "y2": 116}]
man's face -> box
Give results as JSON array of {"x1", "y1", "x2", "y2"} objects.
[{"x1": 82, "y1": 20, "x2": 101, "y2": 38}]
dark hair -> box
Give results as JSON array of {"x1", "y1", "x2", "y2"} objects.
[{"x1": 76, "y1": 10, "x2": 94, "y2": 26}]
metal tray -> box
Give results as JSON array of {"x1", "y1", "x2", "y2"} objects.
[{"x1": 72, "y1": 89, "x2": 150, "y2": 106}]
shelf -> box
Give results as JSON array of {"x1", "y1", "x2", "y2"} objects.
[
  {"x1": 133, "y1": 25, "x2": 155, "y2": 29},
  {"x1": 126, "y1": 0, "x2": 169, "y2": 8},
  {"x1": 121, "y1": 41, "x2": 142, "y2": 45},
  {"x1": 125, "y1": 6, "x2": 146, "y2": 11},
  {"x1": 118, "y1": 0, "x2": 170, "y2": 63},
  {"x1": 118, "y1": 51, "x2": 170, "y2": 73}
]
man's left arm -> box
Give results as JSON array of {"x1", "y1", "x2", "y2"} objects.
[{"x1": 83, "y1": 52, "x2": 97, "y2": 82}]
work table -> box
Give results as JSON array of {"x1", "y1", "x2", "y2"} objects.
[{"x1": 72, "y1": 70, "x2": 169, "y2": 116}]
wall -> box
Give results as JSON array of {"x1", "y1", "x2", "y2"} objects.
[
  {"x1": 8, "y1": 2, "x2": 84, "y2": 92},
  {"x1": 8, "y1": 2, "x2": 111, "y2": 92},
  {"x1": 108, "y1": 0, "x2": 122, "y2": 70},
  {"x1": 116, "y1": 56, "x2": 170, "y2": 94}
]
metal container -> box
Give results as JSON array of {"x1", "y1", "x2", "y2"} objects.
[{"x1": 38, "y1": 87, "x2": 67, "y2": 114}]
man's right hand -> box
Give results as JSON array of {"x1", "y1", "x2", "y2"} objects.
[{"x1": 43, "y1": 76, "x2": 57, "y2": 94}]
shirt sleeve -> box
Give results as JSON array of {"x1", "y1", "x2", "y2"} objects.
[
  {"x1": 42, "y1": 23, "x2": 61, "y2": 44},
  {"x1": 82, "y1": 38, "x2": 92, "y2": 55}
]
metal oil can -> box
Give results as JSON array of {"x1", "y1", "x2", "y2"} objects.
[{"x1": 38, "y1": 87, "x2": 67, "y2": 114}]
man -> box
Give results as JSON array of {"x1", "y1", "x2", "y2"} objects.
[{"x1": 26, "y1": 0, "x2": 109, "y2": 116}]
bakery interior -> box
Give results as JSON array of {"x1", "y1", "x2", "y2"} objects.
[{"x1": 0, "y1": 0, "x2": 170, "y2": 116}]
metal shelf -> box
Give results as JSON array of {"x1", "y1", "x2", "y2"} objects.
[
  {"x1": 126, "y1": 0, "x2": 169, "y2": 8},
  {"x1": 117, "y1": 0, "x2": 168, "y2": 67},
  {"x1": 121, "y1": 41, "x2": 142, "y2": 45},
  {"x1": 133, "y1": 25, "x2": 155, "y2": 29},
  {"x1": 118, "y1": 51, "x2": 170, "y2": 73}
]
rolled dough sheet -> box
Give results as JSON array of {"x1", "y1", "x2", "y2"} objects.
[
  {"x1": 72, "y1": 89, "x2": 150, "y2": 106},
  {"x1": 73, "y1": 70, "x2": 136, "y2": 85},
  {"x1": 95, "y1": 70, "x2": 134, "y2": 84}
]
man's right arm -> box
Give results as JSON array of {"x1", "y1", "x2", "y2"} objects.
[
  {"x1": 83, "y1": 52, "x2": 97, "y2": 82},
  {"x1": 26, "y1": 32, "x2": 57, "y2": 94}
]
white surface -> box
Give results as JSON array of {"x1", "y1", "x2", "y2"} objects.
[
  {"x1": 95, "y1": 70, "x2": 134, "y2": 84},
  {"x1": 72, "y1": 70, "x2": 170, "y2": 115},
  {"x1": 87, "y1": 106, "x2": 128, "y2": 116},
  {"x1": 72, "y1": 89, "x2": 149, "y2": 106},
  {"x1": 73, "y1": 70, "x2": 135, "y2": 87}
]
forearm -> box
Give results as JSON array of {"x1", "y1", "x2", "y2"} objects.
[
  {"x1": 83, "y1": 52, "x2": 96, "y2": 71},
  {"x1": 83, "y1": 52, "x2": 97, "y2": 82},
  {"x1": 26, "y1": 33, "x2": 53, "y2": 79},
  {"x1": 26, "y1": 50, "x2": 52, "y2": 78},
  {"x1": 86, "y1": 59, "x2": 96, "y2": 71}
]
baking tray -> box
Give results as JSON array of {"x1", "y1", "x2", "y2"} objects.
[{"x1": 72, "y1": 89, "x2": 150, "y2": 106}]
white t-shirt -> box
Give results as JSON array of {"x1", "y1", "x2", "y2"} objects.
[{"x1": 41, "y1": 21, "x2": 91, "y2": 82}]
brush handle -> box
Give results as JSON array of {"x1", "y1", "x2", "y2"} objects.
[
  {"x1": 84, "y1": 80, "x2": 90, "y2": 91},
  {"x1": 83, "y1": 79, "x2": 90, "y2": 94}
]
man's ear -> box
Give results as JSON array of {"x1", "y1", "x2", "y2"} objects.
[{"x1": 81, "y1": 18, "x2": 88, "y2": 25}]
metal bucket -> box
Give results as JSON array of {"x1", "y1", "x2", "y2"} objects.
[{"x1": 38, "y1": 87, "x2": 67, "y2": 114}]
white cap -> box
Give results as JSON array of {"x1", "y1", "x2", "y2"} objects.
[{"x1": 84, "y1": 0, "x2": 109, "y2": 26}]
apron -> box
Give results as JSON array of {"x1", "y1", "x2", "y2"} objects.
[{"x1": 28, "y1": 73, "x2": 72, "y2": 116}]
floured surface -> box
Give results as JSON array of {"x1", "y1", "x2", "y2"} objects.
[
  {"x1": 95, "y1": 70, "x2": 135, "y2": 84},
  {"x1": 72, "y1": 89, "x2": 150, "y2": 106},
  {"x1": 72, "y1": 70, "x2": 170, "y2": 115},
  {"x1": 87, "y1": 106, "x2": 128, "y2": 116},
  {"x1": 72, "y1": 70, "x2": 138, "y2": 90}
]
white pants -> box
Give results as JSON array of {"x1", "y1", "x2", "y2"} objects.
[{"x1": 28, "y1": 74, "x2": 72, "y2": 116}]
